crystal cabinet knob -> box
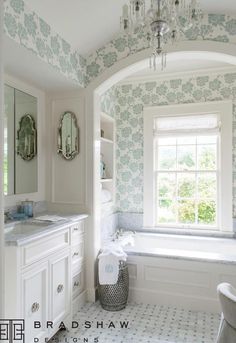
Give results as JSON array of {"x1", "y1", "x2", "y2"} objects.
[
  {"x1": 31, "y1": 302, "x2": 40, "y2": 313},
  {"x1": 57, "y1": 284, "x2": 64, "y2": 293},
  {"x1": 74, "y1": 281, "x2": 80, "y2": 288}
]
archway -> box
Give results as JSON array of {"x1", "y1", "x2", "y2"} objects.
[{"x1": 84, "y1": 40, "x2": 236, "y2": 301}]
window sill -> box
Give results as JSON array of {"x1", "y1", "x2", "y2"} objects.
[{"x1": 135, "y1": 227, "x2": 236, "y2": 239}]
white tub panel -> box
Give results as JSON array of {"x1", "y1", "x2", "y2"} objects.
[{"x1": 126, "y1": 253, "x2": 236, "y2": 313}]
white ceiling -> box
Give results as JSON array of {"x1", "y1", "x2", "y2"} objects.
[{"x1": 24, "y1": 0, "x2": 236, "y2": 56}]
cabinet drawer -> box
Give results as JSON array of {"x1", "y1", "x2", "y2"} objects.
[
  {"x1": 72, "y1": 267, "x2": 85, "y2": 299},
  {"x1": 72, "y1": 257, "x2": 84, "y2": 276},
  {"x1": 22, "y1": 229, "x2": 70, "y2": 267},
  {"x1": 72, "y1": 241, "x2": 84, "y2": 264},
  {"x1": 71, "y1": 221, "x2": 84, "y2": 240}
]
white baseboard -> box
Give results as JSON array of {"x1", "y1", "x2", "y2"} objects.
[
  {"x1": 72, "y1": 290, "x2": 87, "y2": 315},
  {"x1": 86, "y1": 287, "x2": 98, "y2": 302}
]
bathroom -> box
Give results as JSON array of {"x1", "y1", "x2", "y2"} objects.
[{"x1": 1, "y1": 0, "x2": 236, "y2": 342}]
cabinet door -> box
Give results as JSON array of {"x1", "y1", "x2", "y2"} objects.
[
  {"x1": 50, "y1": 250, "x2": 71, "y2": 326},
  {"x1": 22, "y1": 262, "x2": 48, "y2": 343}
]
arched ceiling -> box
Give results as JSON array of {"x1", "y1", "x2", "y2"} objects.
[{"x1": 24, "y1": 0, "x2": 236, "y2": 55}]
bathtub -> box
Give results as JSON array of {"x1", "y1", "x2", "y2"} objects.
[{"x1": 122, "y1": 233, "x2": 236, "y2": 313}]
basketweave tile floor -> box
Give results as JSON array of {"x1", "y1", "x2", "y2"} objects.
[{"x1": 51, "y1": 302, "x2": 220, "y2": 343}]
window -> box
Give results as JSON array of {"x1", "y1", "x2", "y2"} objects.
[
  {"x1": 155, "y1": 116, "x2": 218, "y2": 229},
  {"x1": 144, "y1": 101, "x2": 232, "y2": 232}
]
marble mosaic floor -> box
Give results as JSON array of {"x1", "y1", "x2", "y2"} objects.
[{"x1": 51, "y1": 302, "x2": 221, "y2": 343}]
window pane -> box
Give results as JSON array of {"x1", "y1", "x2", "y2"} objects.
[
  {"x1": 178, "y1": 173, "x2": 195, "y2": 198},
  {"x1": 198, "y1": 173, "x2": 216, "y2": 198},
  {"x1": 158, "y1": 137, "x2": 176, "y2": 146},
  {"x1": 177, "y1": 145, "x2": 195, "y2": 170},
  {"x1": 157, "y1": 199, "x2": 176, "y2": 223},
  {"x1": 155, "y1": 131, "x2": 218, "y2": 229},
  {"x1": 178, "y1": 200, "x2": 195, "y2": 224},
  {"x1": 157, "y1": 173, "x2": 176, "y2": 198},
  {"x1": 197, "y1": 145, "x2": 216, "y2": 170},
  {"x1": 198, "y1": 200, "x2": 216, "y2": 225},
  {"x1": 197, "y1": 135, "x2": 217, "y2": 144},
  {"x1": 158, "y1": 146, "x2": 176, "y2": 170},
  {"x1": 177, "y1": 136, "x2": 196, "y2": 145}
]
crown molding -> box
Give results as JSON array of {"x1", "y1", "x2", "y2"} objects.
[{"x1": 118, "y1": 66, "x2": 236, "y2": 86}]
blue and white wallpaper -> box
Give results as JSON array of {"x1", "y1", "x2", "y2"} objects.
[
  {"x1": 3, "y1": 0, "x2": 236, "y2": 87},
  {"x1": 4, "y1": 0, "x2": 86, "y2": 87},
  {"x1": 4, "y1": 1, "x2": 236, "y2": 218},
  {"x1": 86, "y1": 14, "x2": 236, "y2": 85},
  {"x1": 101, "y1": 72, "x2": 236, "y2": 216}
]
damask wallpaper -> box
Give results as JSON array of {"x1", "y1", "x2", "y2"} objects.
[
  {"x1": 4, "y1": 0, "x2": 86, "y2": 87},
  {"x1": 101, "y1": 72, "x2": 236, "y2": 217},
  {"x1": 3, "y1": 0, "x2": 236, "y2": 87},
  {"x1": 86, "y1": 14, "x2": 236, "y2": 85}
]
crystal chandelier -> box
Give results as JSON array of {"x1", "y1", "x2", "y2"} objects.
[{"x1": 120, "y1": 0, "x2": 202, "y2": 70}]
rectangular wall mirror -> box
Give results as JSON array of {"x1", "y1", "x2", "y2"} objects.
[{"x1": 4, "y1": 85, "x2": 38, "y2": 195}]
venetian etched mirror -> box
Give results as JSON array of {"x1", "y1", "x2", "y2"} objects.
[
  {"x1": 4, "y1": 85, "x2": 38, "y2": 195},
  {"x1": 57, "y1": 111, "x2": 79, "y2": 160},
  {"x1": 17, "y1": 114, "x2": 37, "y2": 161}
]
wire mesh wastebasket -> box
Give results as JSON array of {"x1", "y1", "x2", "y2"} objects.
[{"x1": 98, "y1": 261, "x2": 129, "y2": 311}]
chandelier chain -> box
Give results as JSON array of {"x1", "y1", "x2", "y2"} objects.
[{"x1": 120, "y1": 0, "x2": 203, "y2": 70}]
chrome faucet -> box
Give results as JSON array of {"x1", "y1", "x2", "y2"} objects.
[
  {"x1": 115, "y1": 228, "x2": 124, "y2": 239},
  {"x1": 4, "y1": 210, "x2": 12, "y2": 223}
]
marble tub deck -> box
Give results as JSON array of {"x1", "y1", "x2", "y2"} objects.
[{"x1": 51, "y1": 302, "x2": 220, "y2": 343}]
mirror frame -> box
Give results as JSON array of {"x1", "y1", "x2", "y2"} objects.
[
  {"x1": 57, "y1": 111, "x2": 79, "y2": 160},
  {"x1": 4, "y1": 74, "x2": 45, "y2": 208}
]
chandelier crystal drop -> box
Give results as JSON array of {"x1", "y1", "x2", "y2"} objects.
[{"x1": 120, "y1": 0, "x2": 203, "y2": 70}]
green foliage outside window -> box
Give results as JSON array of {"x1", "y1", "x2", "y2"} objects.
[{"x1": 157, "y1": 138, "x2": 217, "y2": 226}]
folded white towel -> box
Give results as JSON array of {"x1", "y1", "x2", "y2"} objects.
[
  {"x1": 101, "y1": 189, "x2": 112, "y2": 203},
  {"x1": 98, "y1": 244, "x2": 127, "y2": 285},
  {"x1": 98, "y1": 254, "x2": 120, "y2": 285}
]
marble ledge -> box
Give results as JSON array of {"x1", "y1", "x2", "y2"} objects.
[
  {"x1": 131, "y1": 227, "x2": 236, "y2": 239},
  {"x1": 5, "y1": 213, "x2": 88, "y2": 247},
  {"x1": 125, "y1": 249, "x2": 236, "y2": 265}
]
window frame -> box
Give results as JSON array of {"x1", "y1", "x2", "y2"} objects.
[{"x1": 143, "y1": 101, "x2": 232, "y2": 232}]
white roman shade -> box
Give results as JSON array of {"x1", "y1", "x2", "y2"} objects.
[{"x1": 154, "y1": 114, "x2": 220, "y2": 136}]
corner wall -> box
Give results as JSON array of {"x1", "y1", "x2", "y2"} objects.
[{"x1": 46, "y1": 91, "x2": 86, "y2": 213}]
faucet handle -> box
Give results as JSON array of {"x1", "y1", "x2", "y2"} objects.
[{"x1": 4, "y1": 210, "x2": 11, "y2": 223}]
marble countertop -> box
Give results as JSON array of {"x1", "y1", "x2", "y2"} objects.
[{"x1": 5, "y1": 213, "x2": 88, "y2": 247}]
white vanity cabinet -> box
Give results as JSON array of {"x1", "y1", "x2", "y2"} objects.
[
  {"x1": 5, "y1": 217, "x2": 87, "y2": 343},
  {"x1": 70, "y1": 220, "x2": 86, "y2": 314}
]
